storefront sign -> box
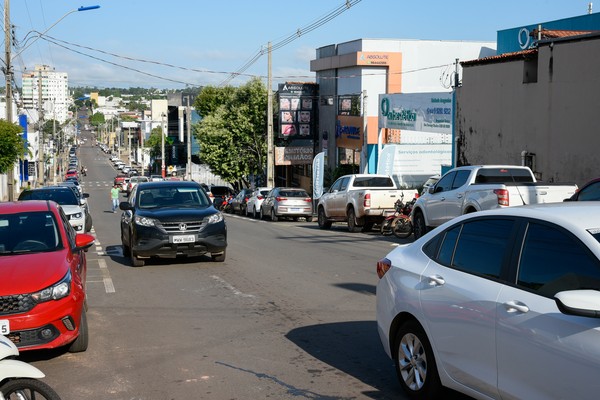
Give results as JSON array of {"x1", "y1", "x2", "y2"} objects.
[
  {"x1": 278, "y1": 83, "x2": 318, "y2": 140},
  {"x1": 379, "y1": 92, "x2": 453, "y2": 135},
  {"x1": 335, "y1": 115, "x2": 363, "y2": 150},
  {"x1": 275, "y1": 146, "x2": 314, "y2": 165}
]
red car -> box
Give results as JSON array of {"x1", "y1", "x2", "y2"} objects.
[
  {"x1": 65, "y1": 169, "x2": 79, "y2": 180},
  {"x1": 0, "y1": 200, "x2": 95, "y2": 352}
]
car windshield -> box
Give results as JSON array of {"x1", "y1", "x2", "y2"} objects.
[
  {"x1": 19, "y1": 189, "x2": 78, "y2": 205},
  {"x1": 279, "y1": 190, "x2": 309, "y2": 197},
  {"x1": 138, "y1": 188, "x2": 211, "y2": 209},
  {"x1": 0, "y1": 211, "x2": 62, "y2": 254}
]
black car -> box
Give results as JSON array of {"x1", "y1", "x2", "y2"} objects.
[
  {"x1": 119, "y1": 180, "x2": 227, "y2": 267},
  {"x1": 229, "y1": 188, "x2": 254, "y2": 215}
]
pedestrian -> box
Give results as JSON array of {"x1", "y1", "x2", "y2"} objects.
[{"x1": 111, "y1": 184, "x2": 120, "y2": 212}]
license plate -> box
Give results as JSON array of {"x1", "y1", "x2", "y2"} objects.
[
  {"x1": 0, "y1": 319, "x2": 9, "y2": 335},
  {"x1": 172, "y1": 235, "x2": 195, "y2": 244},
  {"x1": 290, "y1": 208, "x2": 302, "y2": 212}
]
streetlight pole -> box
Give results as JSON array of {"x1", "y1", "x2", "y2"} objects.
[
  {"x1": 161, "y1": 113, "x2": 166, "y2": 178},
  {"x1": 185, "y1": 96, "x2": 192, "y2": 181}
]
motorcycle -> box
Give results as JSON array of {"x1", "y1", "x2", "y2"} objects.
[
  {"x1": 0, "y1": 335, "x2": 62, "y2": 400},
  {"x1": 380, "y1": 194, "x2": 418, "y2": 239}
]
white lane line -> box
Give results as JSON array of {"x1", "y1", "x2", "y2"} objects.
[
  {"x1": 98, "y1": 258, "x2": 116, "y2": 293},
  {"x1": 211, "y1": 275, "x2": 254, "y2": 298}
]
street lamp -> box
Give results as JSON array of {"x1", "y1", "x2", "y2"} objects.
[
  {"x1": 161, "y1": 113, "x2": 166, "y2": 178},
  {"x1": 3, "y1": 3, "x2": 100, "y2": 199}
]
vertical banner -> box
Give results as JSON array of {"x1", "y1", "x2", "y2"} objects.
[
  {"x1": 377, "y1": 145, "x2": 396, "y2": 176},
  {"x1": 312, "y1": 151, "x2": 325, "y2": 199},
  {"x1": 19, "y1": 114, "x2": 28, "y2": 181}
]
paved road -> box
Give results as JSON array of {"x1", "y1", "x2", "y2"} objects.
[{"x1": 21, "y1": 137, "x2": 468, "y2": 400}]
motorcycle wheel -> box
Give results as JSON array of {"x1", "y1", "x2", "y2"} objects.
[
  {"x1": 380, "y1": 218, "x2": 394, "y2": 235},
  {"x1": 393, "y1": 218, "x2": 413, "y2": 239},
  {"x1": 0, "y1": 378, "x2": 62, "y2": 400}
]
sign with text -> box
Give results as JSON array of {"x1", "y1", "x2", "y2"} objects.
[
  {"x1": 379, "y1": 92, "x2": 453, "y2": 134},
  {"x1": 278, "y1": 83, "x2": 318, "y2": 140},
  {"x1": 275, "y1": 146, "x2": 314, "y2": 165}
]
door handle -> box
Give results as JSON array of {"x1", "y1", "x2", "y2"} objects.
[
  {"x1": 503, "y1": 300, "x2": 529, "y2": 314},
  {"x1": 427, "y1": 275, "x2": 445, "y2": 286}
]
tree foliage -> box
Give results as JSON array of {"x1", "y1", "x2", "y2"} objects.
[
  {"x1": 194, "y1": 78, "x2": 267, "y2": 187},
  {"x1": 0, "y1": 120, "x2": 25, "y2": 173},
  {"x1": 89, "y1": 112, "x2": 105, "y2": 127}
]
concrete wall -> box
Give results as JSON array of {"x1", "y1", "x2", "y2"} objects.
[{"x1": 456, "y1": 34, "x2": 600, "y2": 186}]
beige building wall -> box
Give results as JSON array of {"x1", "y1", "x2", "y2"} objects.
[{"x1": 456, "y1": 34, "x2": 600, "y2": 186}]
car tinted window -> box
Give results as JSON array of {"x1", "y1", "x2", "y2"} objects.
[
  {"x1": 578, "y1": 181, "x2": 600, "y2": 201},
  {"x1": 474, "y1": 168, "x2": 534, "y2": 183},
  {"x1": 517, "y1": 222, "x2": 600, "y2": 297},
  {"x1": 436, "y1": 219, "x2": 513, "y2": 278},
  {"x1": 435, "y1": 172, "x2": 456, "y2": 193},
  {"x1": 210, "y1": 186, "x2": 234, "y2": 196},
  {"x1": 452, "y1": 170, "x2": 471, "y2": 189},
  {"x1": 279, "y1": 190, "x2": 308, "y2": 197},
  {"x1": 19, "y1": 189, "x2": 78, "y2": 205},
  {"x1": 0, "y1": 212, "x2": 62, "y2": 253},
  {"x1": 340, "y1": 177, "x2": 351, "y2": 190},
  {"x1": 353, "y1": 176, "x2": 395, "y2": 187}
]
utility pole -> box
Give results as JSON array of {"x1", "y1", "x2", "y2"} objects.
[
  {"x1": 37, "y1": 69, "x2": 45, "y2": 186},
  {"x1": 186, "y1": 96, "x2": 192, "y2": 181},
  {"x1": 161, "y1": 113, "x2": 166, "y2": 178},
  {"x1": 266, "y1": 42, "x2": 274, "y2": 188},
  {"x1": 4, "y1": 0, "x2": 15, "y2": 200}
]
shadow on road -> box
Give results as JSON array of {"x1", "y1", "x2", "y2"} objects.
[{"x1": 286, "y1": 321, "x2": 472, "y2": 400}]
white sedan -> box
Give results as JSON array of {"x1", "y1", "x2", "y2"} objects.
[
  {"x1": 245, "y1": 187, "x2": 272, "y2": 218},
  {"x1": 376, "y1": 202, "x2": 600, "y2": 400}
]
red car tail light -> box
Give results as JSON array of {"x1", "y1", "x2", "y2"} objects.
[
  {"x1": 257, "y1": 196, "x2": 264, "y2": 200},
  {"x1": 304, "y1": 198, "x2": 312, "y2": 203},
  {"x1": 276, "y1": 197, "x2": 287, "y2": 202},
  {"x1": 377, "y1": 257, "x2": 391, "y2": 279},
  {"x1": 494, "y1": 189, "x2": 509, "y2": 206},
  {"x1": 364, "y1": 193, "x2": 371, "y2": 207}
]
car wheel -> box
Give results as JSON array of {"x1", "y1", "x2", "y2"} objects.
[
  {"x1": 68, "y1": 308, "x2": 89, "y2": 353},
  {"x1": 121, "y1": 229, "x2": 131, "y2": 256},
  {"x1": 211, "y1": 250, "x2": 226, "y2": 262},
  {"x1": 347, "y1": 208, "x2": 362, "y2": 233},
  {"x1": 130, "y1": 239, "x2": 145, "y2": 267},
  {"x1": 394, "y1": 320, "x2": 442, "y2": 399},
  {"x1": 259, "y1": 207, "x2": 265, "y2": 220},
  {"x1": 252, "y1": 207, "x2": 257, "y2": 219},
  {"x1": 413, "y1": 211, "x2": 427, "y2": 240},
  {"x1": 317, "y1": 208, "x2": 332, "y2": 229},
  {"x1": 270, "y1": 208, "x2": 279, "y2": 222},
  {"x1": 85, "y1": 214, "x2": 93, "y2": 232}
]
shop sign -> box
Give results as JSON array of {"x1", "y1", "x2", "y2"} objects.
[{"x1": 275, "y1": 146, "x2": 314, "y2": 165}]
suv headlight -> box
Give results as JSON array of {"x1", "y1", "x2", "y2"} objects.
[
  {"x1": 31, "y1": 270, "x2": 71, "y2": 302},
  {"x1": 206, "y1": 212, "x2": 223, "y2": 225},
  {"x1": 70, "y1": 212, "x2": 83, "y2": 220},
  {"x1": 134, "y1": 215, "x2": 158, "y2": 227}
]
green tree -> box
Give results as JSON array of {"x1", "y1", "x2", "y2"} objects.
[
  {"x1": 0, "y1": 120, "x2": 25, "y2": 173},
  {"x1": 89, "y1": 112, "x2": 105, "y2": 127},
  {"x1": 145, "y1": 126, "x2": 164, "y2": 159},
  {"x1": 195, "y1": 78, "x2": 267, "y2": 186}
]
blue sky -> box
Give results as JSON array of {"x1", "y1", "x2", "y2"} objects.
[{"x1": 6, "y1": 0, "x2": 591, "y2": 89}]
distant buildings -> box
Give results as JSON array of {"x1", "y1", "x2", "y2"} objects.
[{"x1": 21, "y1": 65, "x2": 70, "y2": 123}]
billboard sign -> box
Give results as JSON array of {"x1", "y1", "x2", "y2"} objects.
[
  {"x1": 278, "y1": 83, "x2": 318, "y2": 140},
  {"x1": 379, "y1": 92, "x2": 453, "y2": 134}
]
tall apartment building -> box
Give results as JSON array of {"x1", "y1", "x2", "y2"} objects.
[{"x1": 21, "y1": 65, "x2": 70, "y2": 123}]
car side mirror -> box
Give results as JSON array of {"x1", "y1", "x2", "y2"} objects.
[
  {"x1": 119, "y1": 202, "x2": 132, "y2": 211},
  {"x1": 83, "y1": 193, "x2": 90, "y2": 198},
  {"x1": 429, "y1": 186, "x2": 436, "y2": 194}
]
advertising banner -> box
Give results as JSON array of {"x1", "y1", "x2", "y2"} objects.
[
  {"x1": 379, "y1": 92, "x2": 453, "y2": 134},
  {"x1": 377, "y1": 144, "x2": 452, "y2": 187},
  {"x1": 278, "y1": 83, "x2": 318, "y2": 140},
  {"x1": 275, "y1": 146, "x2": 313, "y2": 165},
  {"x1": 312, "y1": 151, "x2": 325, "y2": 199}
]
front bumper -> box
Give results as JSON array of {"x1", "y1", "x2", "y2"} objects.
[
  {"x1": 2, "y1": 293, "x2": 84, "y2": 351},
  {"x1": 132, "y1": 222, "x2": 227, "y2": 258}
]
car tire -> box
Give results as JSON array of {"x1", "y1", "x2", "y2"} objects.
[
  {"x1": 394, "y1": 320, "x2": 442, "y2": 400},
  {"x1": 347, "y1": 208, "x2": 362, "y2": 233},
  {"x1": 130, "y1": 240, "x2": 145, "y2": 267},
  {"x1": 270, "y1": 208, "x2": 279, "y2": 222},
  {"x1": 413, "y1": 211, "x2": 427, "y2": 240},
  {"x1": 68, "y1": 308, "x2": 89, "y2": 353},
  {"x1": 259, "y1": 208, "x2": 265, "y2": 220},
  {"x1": 252, "y1": 207, "x2": 257, "y2": 219},
  {"x1": 317, "y1": 208, "x2": 332, "y2": 230},
  {"x1": 85, "y1": 214, "x2": 92, "y2": 232},
  {"x1": 211, "y1": 250, "x2": 226, "y2": 262}
]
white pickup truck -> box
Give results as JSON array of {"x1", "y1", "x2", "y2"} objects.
[
  {"x1": 317, "y1": 174, "x2": 418, "y2": 232},
  {"x1": 411, "y1": 165, "x2": 578, "y2": 239}
]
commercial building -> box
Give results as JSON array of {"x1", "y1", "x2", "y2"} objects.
[
  {"x1": 456, "y1": 12, "x2": 600, "y2": 186},
  {"x1": 21, "y1": 65, "x2": 70, "y2": 123},
  {"x1": 309, "y1": 38, "x2": 496, "y2": 184}
]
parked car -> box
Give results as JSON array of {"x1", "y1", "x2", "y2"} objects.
[
  {"x1": 259, "y1": 187, "x2": 313, "y2": 222},
  {"x1": 119, "y1": 181, "x2": 227, "y2": 267},
  {"x1": 245, "y1": 187, "x2": 272, "y2": 218},
  {"x1": 206, "y1": 185, "x2": 236, "y2": 209},
  {"x1": 56, "y1": 182, "x2": 92, "y2": 232},
  {"x1": 229, "y1": 188, "x2": 254, "y2": 215},
  {"x1": 18, "y1": 187, "x2": 88, "y2": 233},
  {"x1": 565, "y1": 177, "x2": 600, "y2": 201},
  {"x1": 0, "y1": 200, "x2": 95, "y2": 352},
  {"x1": 376, "y1": 202, "x2": 600, "y2": 400},
  {"x1": 149, "y1": 175, "x2": 164, "y2": 182},
  {"x1": 126, "y1": 176, "x2": 150, "y2": 196}
]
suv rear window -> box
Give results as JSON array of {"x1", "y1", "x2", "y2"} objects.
[
  {"x1": 474, "y1": 168, "x2": 534, "y2": 183},
  {"x1": 280, "y1": 190, "x2": 308, "y2": 197},
  {"x1": 353, "y1": 177, "x2": 395, "y2": 187}
]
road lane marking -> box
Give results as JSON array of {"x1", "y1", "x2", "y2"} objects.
[
  {"x1": 98, "y1": 258, "x2": 116, "y2": 293},
  {"x1": 211, "y1": 275, "x2": 254, "y2": 298}
]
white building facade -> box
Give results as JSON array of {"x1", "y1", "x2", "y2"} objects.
[
  {"x1": 21, "y1": 65, "x2": 70, "y2": 123},
  {"x1": 310, "y1": 38, "x2": 496, "y2": 175}
]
